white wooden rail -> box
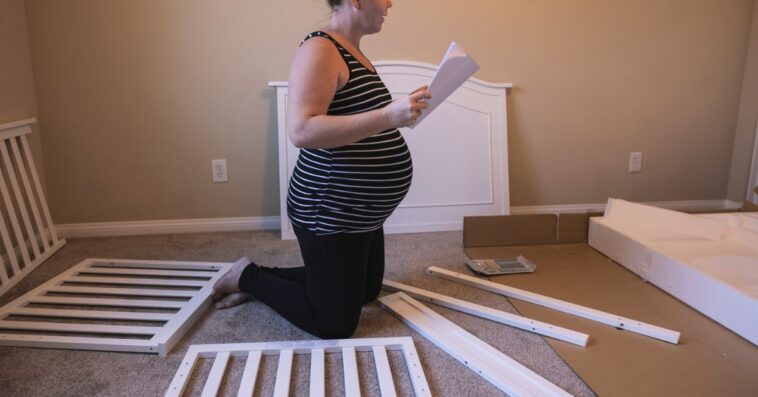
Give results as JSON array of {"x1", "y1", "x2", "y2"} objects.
[
  {"x1": 0, "y1": 258, "x2": 232, "y2": 355},
  {"x1": 380, "y1": 292, "x2": 572, "y2": 397},
  {"x1": 0, "y1": 118, "x2": 65, "y2": 296},
  {"x1": 164, "y1": 337, "x2": 432, "y2": 397},
  {"x1": 427, "y1": 266, "x2": 681, "y2": 344},
  {"x1": 383, "y1": 279, "x2": 589, "y2": 346}
]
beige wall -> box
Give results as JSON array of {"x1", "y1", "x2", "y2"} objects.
[
  {"x1": 0, "y1": 0, "x2": 45, "y2": 188},
  {"x1": 23, "y1": 0, "x2": 756, "y2": 224},
  {"x1": 728, "y1": 1, "x2": 758, "y2": 201}
]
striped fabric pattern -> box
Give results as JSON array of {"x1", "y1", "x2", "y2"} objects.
[{"x1": 287, "y1": 31, "x2": 413, "y2": 235}]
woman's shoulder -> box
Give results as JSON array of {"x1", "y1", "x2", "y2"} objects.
[
  {"x1": 291, "y1": 31, "x2": 345, "y2": 76},
  {"x1": 300, "y1": 31, "x2": 336, "y2": 47}
]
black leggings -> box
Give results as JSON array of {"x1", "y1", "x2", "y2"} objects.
[{"x1": 238, "y1": 226, "x2": 385, "y2": 339}]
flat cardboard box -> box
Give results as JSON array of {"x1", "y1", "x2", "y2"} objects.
[{"x1": 462, "y1": 214, "x2": 758, "y2": 396}]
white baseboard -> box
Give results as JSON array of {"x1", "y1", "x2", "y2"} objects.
[
  {"x1": 725, "y1": 200, "x2": 745, "y2": 210},
  {"x1": 55, "y1": 200, "x2": 739, "y2": 239},
  {"x1": 510, "y1": 199, "x2": 738, "y2": 215},
  {"x1": 56, "y1": 216, "x2": 280, "y2": 238}
]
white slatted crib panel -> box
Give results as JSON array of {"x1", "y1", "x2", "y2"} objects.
[
  {"x1": 165, "y1": 337, "x2": 432, "y2": 397},
  {"x1": 0, "y1": 119, "x2": 65, "y2": 297},
  {"x1": 0, "y1": 258, "x2": 232, "y2": 356}
]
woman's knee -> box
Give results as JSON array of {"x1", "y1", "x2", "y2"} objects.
[
  {"x1": 314, "y1": 316, "x2": 359, "y2": 339},
  {"x1": 363, "y1": 287, "x2": 381, "y2": 304}
]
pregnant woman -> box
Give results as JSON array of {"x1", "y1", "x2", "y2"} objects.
[{"x1": 212, "y1": 0, "x2": 430, "y2": 338}]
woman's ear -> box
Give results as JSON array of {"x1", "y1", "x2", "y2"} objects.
[{"x1": 351, "y1": 0, "x2": 361, "y2": 10}]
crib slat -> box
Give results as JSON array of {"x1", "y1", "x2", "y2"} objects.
[
  {"x1": 20, "y1": 135, "x2": 59, "y2": 244},
  {"x1": 373, "y1": 345, "x2": 397, "y2": 397},
  {"x1": 343, "y1": 346, "x2": 361, "y2": 397},
  {"x1": 9, "y1": 137, "x2": 44, "y2": 254},
  {"x1": 1, "y1": 140, "x2": 35, "y2": 262},
  {"x1": 0, "y1": 213, "x2": 18, "y2": 277},
  {"x1": 0, "y1": 251, "x2": 8, "y2": 284},
  {"x1": 309, "y1": 348, "x2": 325, "y2": 397},
  {"x1": 0, "y1": 144, "x2": 25, "y2": 274},
  {"x1": 237, "y1": 350, "x2": 262, "y2": 397},
  {"x1": 29, "y1": 296, "x2": 186, "y2": 309},
  {"x1": 273, "y1": 349, "x2": 293, "y2": 397},
  {"x1": 201, "y1": 351, "x2": 230, "y2": 397}
]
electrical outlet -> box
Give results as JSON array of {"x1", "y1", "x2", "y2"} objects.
[
  {"x1": 629, "y1": 152, "x2": 643, "y2": 173},
  {"x1": 212, "y1": 159, "x2": 228, "y2": 183}
]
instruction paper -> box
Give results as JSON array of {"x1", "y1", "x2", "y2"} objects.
[{"x1": 412, "y1": 41, "x2": 480, "y2": 128}]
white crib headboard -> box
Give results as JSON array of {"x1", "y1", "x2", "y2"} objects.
[{"x1": 270, "y1": 61, "x2": 512, "y2": 239}]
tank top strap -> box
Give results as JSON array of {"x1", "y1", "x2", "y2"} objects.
[
  {"x1": 300, "y1": 31, "x2": 355, "y2": 72},
  {"x1": 301, "y1": 31, "x2": 341, "y2": 49}
]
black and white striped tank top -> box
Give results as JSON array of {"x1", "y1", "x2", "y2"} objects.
[{"x1": 287, "y1": 31, "x2": 413, "y2": 235}]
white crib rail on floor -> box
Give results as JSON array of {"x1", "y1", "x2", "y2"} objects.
[
  {"x1": 0, "y1": 118, "x2": 65, "y2": 297},
  {"x1": 0, "y1": 258, "x2": 232, "y2": 356},
  {"x1": 165, "y1": 337, "x2": 432, "y2": 397}
]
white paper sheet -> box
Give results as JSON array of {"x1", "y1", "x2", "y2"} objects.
[{"x1": 411, "y1": 41, "x2": 480, "y2": 128}]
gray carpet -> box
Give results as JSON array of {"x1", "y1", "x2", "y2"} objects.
[{"x1": 0, "y1": 230, "x2": 594, "y2": 396}]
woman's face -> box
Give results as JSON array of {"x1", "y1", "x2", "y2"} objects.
[{"x1": 358, "y1": 0, "x2": 393, "y2": 34}]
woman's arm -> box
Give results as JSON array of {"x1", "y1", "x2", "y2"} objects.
[{"x1": 287, "y1": 38, "x2": 429, "y2": 149}]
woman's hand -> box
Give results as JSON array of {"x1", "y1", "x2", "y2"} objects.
[{"x1": 384, "y1": 86, "x2": 432, "y2": 128}]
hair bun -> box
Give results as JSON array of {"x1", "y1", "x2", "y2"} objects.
[{"x1": 327, "y1": 0, "x2": 343, "y2": 10}]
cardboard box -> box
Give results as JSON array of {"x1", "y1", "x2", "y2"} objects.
[
  {"x1": 740, "y1": 185, "x2": 758, "y2": 212},
  {"x1": 462, "y1": 213, "x2": 758, "y2": 397}
]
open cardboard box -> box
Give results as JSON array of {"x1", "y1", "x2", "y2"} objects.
[
  {"x1": 462, "y1": 212, "x2": 758, "y2": 396},
  {"x1": 741, "y1": 185, "x2": 758, "y2": 211}
]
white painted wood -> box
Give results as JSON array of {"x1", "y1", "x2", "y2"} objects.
[
  {"x1": 0, "y1": 321, "x2": 159, "y2": 335},
  {"x1": 76, "y1": 267, "x2": 218, "y2": 278},
  {"x1": 0, "y1": 250, "x2": 6, "y2": 282},
  {"x1": 271, "y1": 61, "x2": 512, "y2": 239},
  {"x1": 9, "y1": 137, "x2": 44, "y2": 256},
  {"x1": 342, "y1": 347, "x2": 361, "y2": 397},
  {"x1": 398, "y1": 338, "x2": 432, "y2": 397},
  {"x1": 201, "y1": 351, "x2": 230, "y2": 397},
  {"x1": 0, "y1": 120, "x2": 65, "y2": 297},
  {"x1": 0, "y1": 139, "x2": 36, "y2": 261},
  {"x1": 380, "y1": 292, "x2": 571, "y2": 397},
  {"x1": 0, "y1": 240, "x2": 65, "y2": 297},
  {"x1": 309, "y1": 348, "x2": 325, "y2": 397},
  {"x1": 0, "y1": 118, "x2": 36, "y2": 136},
  {"x1": 46, "y1": 285, "x2": 198, "y2": 298},
  {"x1": 372, "y1": 345, "x2": 397, "y2": 397},
  {"x1": 64, "y1": 276, "x2": 207, "y2": 287},
  {"x1": 165, "y1": 347, "x2": 200, "y2": 396},
  {"x1": 427, "y1": 266, "x2": 681, "y2": 344},
  {"x1": 0, "y1": 149, "x2": 24, "y2": 274},
  {"x1": 28, "y1": 295, "x2": 187, "y2": 309},
  {"x1": 273, "y1": 349, "x2": 294, "y2": 397},
  {"x1": 0, "y1": 258, "x2": 232, "y2": 355},
  {"x1": 237, "y1": 350, "x2": 262, "y2": 397},
  {"x1": 383, "y1": 279, "x2": 589, "y2": 346},
  {"x1": 165, "y1": 337, "x2": 432, "y2": 397},
  {"x1": 11, "y1": 307, "x2": 174, "y2": 321},
  {"x1": 91, "y1": 258, "x2": 228, "y2": 271},
  {"x1": 20, "y1": 134, "x2": 59, "y2": 243}
]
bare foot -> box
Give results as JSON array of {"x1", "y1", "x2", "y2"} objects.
[
  {"x1": 214, "y1": 291, "x2": 253, "y2": 309},
  {"x1": 211, "y1": 256, "x2": 253, "y2": 308}
]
